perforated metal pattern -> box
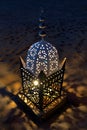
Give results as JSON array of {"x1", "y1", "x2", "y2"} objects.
[{"x1": 26, "y1": 40, "x2": 59, "y2": 76}]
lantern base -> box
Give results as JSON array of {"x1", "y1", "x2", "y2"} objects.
[{"x1": 17, "y1": 88, "x2": 67, "y2": 120}]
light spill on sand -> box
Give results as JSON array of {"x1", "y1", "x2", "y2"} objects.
[{"x1": 0, "y1": 63, "x2": 21, "y2": 93}]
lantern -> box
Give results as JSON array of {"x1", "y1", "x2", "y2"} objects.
[{"x1": 17, "y1": 11, "x2": 67, "y2": 119}]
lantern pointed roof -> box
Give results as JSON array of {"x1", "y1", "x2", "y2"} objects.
[{"x1": 26, "y1": 39, "x2": 59, "y2": 76}]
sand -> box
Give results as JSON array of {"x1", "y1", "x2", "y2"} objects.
[{"x1": 0, "y1": 0, "x2": 87, "y2": 130}]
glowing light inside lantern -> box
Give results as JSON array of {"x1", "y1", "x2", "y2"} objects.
[{"x1": 33, "y1": 80, "x2": 39, "y2": 86}]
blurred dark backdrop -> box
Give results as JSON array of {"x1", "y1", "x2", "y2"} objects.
[{"x1": 0, "y1": 0, "x2": 87, "y2": 26}]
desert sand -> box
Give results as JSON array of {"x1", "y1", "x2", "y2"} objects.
[{"x1": 0, "y1": 0, "x2": 87, "y2": 130}]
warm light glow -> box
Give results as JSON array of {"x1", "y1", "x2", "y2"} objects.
[{"x1": 33, "y1": 80, "x2": 39, "y2": 86}]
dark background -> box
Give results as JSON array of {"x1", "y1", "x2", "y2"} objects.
[{"x1": 0, "y1": 0, "x2": 87, "y2": 26}]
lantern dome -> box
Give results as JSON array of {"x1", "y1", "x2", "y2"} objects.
[{"x1": 26, "y1": 39, "x2": 59, "y2": 76}]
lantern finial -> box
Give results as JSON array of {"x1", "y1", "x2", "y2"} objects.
[{"x1": 39, "y1": 8, "x2": 46, "y2": 39}]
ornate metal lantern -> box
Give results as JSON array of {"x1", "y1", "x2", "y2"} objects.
[{"x1": 17, "y1": 11, "x2": 67, "y2": 119}]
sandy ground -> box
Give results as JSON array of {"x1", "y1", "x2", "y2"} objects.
[{"x1": 0, "y1": 0, "x2": 87, "y2": 130}]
